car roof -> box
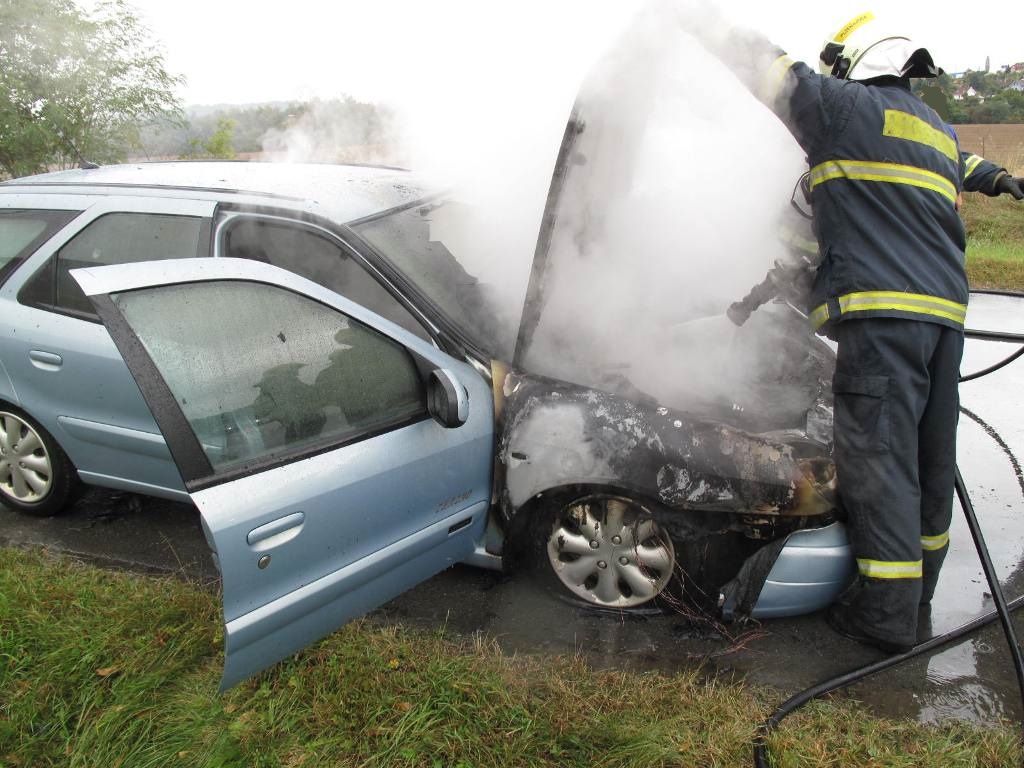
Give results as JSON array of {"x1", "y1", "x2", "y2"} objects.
[{"x1": 0, "y1": 162, "x2": 435, "y2": 224}]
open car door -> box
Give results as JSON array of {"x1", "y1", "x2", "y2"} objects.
[{"x1": 72, "y1": 258, "x2": 494, "y2": 690}]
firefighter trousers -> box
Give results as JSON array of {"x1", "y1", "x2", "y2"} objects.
[{"x1": 832, "y1": 318, "x2": 963, "y2": 647}]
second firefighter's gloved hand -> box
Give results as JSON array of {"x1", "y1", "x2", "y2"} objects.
[{"x1": 996, "y1": 174, "x2": 1024, "y2": 201}]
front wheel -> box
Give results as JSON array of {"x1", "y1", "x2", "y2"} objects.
[
  {"x1": 541, "y1": 494, "x2": 678, "y2": 609},
  {"x1": 0, "y1": 408, "x2": 78, "y2": 516}
]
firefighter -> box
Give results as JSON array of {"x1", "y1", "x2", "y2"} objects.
[{"x1": 683, "y1": 11, "x2": 1022, "y2": 652}]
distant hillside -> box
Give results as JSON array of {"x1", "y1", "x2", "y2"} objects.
[{"x1": 921, "y1": 65, "x2": 1024, "y2": 124}]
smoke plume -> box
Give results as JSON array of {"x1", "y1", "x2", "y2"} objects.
[{"x1": 263, "y1": 1, "x2": 813, "y2": 416}]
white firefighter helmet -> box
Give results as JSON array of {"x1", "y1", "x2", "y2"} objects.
[{"x1": 818, "y1": 12, "x2": 943, "y2": 81}]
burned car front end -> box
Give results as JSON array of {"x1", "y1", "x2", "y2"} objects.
[{"x1": 490, "y1": 313, "x2": 850, "y2": 620}]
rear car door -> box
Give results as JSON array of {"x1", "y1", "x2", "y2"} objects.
[
  {"x1": 2, "y1": 196, "x2": 215, "y2": 497},
  {"x1": 72, "y1": 258, "x2": 494, "y2": 689}
]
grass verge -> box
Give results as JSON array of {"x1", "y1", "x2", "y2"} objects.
[
  {"x1": 2, "y1": 548, "x2": 1019, "y2": 767},
  {"x1": 963, "y1": 193, "x2": 1024, "y2": 291}
]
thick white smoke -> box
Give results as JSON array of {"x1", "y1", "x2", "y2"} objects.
[{"x1": 262, "y1": 1, "x2": 811, "y2": 411}]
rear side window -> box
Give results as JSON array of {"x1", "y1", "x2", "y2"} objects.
[
  {"x1": 19, "y1": 212, "x2": 206, "y2": 317},
  {"x1": 0, "y1": 209, "x2": 80, "y2": 287}
]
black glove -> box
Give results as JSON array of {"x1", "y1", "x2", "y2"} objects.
[{"x1": 996, "y1": 173, "x2": 1024, "y2": 201}]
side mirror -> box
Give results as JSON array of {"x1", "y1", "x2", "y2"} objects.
[{"x1": 427, "y1": 369, "x2": 468, "y2": 428}]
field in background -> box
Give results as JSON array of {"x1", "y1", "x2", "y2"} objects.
[
  {"x1": 957, "y1": 125, "x2": 1024, "y2": 291},
  {"x1": 957, "y1": 124, "x2": 1024, "y2": 174},
  {"x1": 962, "y1": 190, "x2": 1024, "y2": 291}
]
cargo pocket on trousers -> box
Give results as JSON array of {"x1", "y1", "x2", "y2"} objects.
[{"x1": 833, "y1": 373, "x2": 890, "y2": 453}]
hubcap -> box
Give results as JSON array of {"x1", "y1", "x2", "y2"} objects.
[
  {"x1": 0, "y1": 412, "x2": 52, "y2": 504},
  {"x1": 546, "y1": 495, "x2": 676, "y2": 608}
]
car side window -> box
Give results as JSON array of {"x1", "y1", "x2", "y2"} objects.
[
  {"x1": 220, "y1": 216, "x2": 431, "y2": 342},
  {"x1": 19, "y1": 212, "x2": 205, "y2": 317},
  {"x1": 111, "y1": 280, "x2": 428, "y2": 475},
  {"x1": 0, "y1": 209, "x2": 81, "y2": 287}
]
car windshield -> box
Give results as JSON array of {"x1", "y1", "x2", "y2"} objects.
[{"x1": 351, "y1": 200, "x2": 514, "y2": 360}]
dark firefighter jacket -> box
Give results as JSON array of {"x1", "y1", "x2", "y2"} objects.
[
  {"x1": 753, "y1": 52, "x2": 974, "y2": 335},
  {"x1": 769, "y1": 150, "x2": 1005, "y2": 317}
]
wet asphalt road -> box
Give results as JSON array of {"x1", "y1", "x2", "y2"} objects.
[{"x1": 2, "y1": 293, "x2": 1023, "y2": 726}]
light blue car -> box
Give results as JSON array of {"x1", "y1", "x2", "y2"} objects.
[{"x1": 1, "y1": 162, "x2": 853, "y2": 689}]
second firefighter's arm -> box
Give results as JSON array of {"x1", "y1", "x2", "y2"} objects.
[
  {"x1": 962, "y1": 152, "x2": 1007, "y2": 195},
  {"x1": 961, "y1": 151, "x2": 1024, "y2": 200}
]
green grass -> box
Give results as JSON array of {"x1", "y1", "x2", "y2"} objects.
[
  {"x1": 0, "y1": 548, "x2": 1018, "y2": 767},
  {"x1": 963, "y1": 192, "x2": 1024, "y2": 291}
]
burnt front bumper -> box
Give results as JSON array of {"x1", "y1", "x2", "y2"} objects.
[{"x1": 723, "y1": 522, "x2": 855, "y2": 619}]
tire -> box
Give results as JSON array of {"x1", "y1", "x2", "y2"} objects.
[
  {"x1": 0, "y1": 408, "x2": 79, "y2": 516},
  {"x1": 538, "y1": 493, "x2": 679, "y2": 609}
]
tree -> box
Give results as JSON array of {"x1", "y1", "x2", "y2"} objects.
[
  {"x1": 966, "y1": 70, "x2": 988, "y2": 92},
  {"x1": 203, "y1": 117, "x2": 236, "y2": 159},
  {"x1": 967, "y1": 97, "x2": 1011, "y2": 124},
  {"x1": 0, "y1": 0, "x2": 184, "y2": 178}
]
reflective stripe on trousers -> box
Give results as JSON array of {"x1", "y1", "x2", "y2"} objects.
[
  {"x1": 921, "y1": 530, "x2": 950, "y2": 551},
  {"x1": 857, "y1": 558, "x2": 923, "y2": 579},
  {"x1": 855, "y1": 531, "x2": 950, "y2": 579}
]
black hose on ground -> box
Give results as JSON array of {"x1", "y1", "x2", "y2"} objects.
[
  {"x1": 960, "y1": 325, "x2": 1024, "y2": 383},
  {"x1": 752, "y1": 588, "x2": 1024, "y2": 767},
  {"x1": 955, "y1": 467, "x2": 1024, "y2": 736},
  {"x1": 752, "y1": 326, "x2": 1024, "y2": 767}
]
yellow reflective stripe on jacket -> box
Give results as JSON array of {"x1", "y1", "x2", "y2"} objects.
[
  {"x1": 857, "y1": 558, "x2": 923, "y2": 579},
  {"x1": 809, "y1": 159, "x2": 958, "y2": 204},
  {"x1": 882, "y1": 110, "x2": 958, "y2": 163},
  {"x1": 809, "y1": 291, "x2": 967, "y2": 330},
  {"x1": 839, "y1": 291, "x2": 966, "y2": 324},
  {"x1": 833, "y1": 12, "x2": 875, "y2": 43},
  {"x1": 921, "y1": 530, "x2": 950, "y2": 551},
  {"x1": 963, "y1": 154, "x2": 984, "y2": 179},
  {"x1": 760, "y1": 54, "x2": 795, "y2": 106},
  {"x1": 808, "y1": 303, "x2": 830, "y2": 329}
]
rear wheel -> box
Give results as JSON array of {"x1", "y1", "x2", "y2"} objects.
[
  {"x1": 0, "y1": 408, "x2": 78, "y2": 516},
  {"x1": 541, "y1": 493, "x2": 677, "y2": 609}
]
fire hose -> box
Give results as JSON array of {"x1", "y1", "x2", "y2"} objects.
[{"x1": 752, "y1": 313, "x2": 1024, "y2": 768}]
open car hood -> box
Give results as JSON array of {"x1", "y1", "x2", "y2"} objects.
[{"x1": 509, "y1": 20, "x2": 832, "y2": 437}]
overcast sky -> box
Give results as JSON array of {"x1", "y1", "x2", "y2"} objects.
[{"x1": 126, "y1": 0, "x2": 1024, "y2": 107}]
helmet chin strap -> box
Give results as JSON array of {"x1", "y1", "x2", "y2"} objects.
[{"x1": 832, "y1": 57, "x2": 852, "y2": 79}]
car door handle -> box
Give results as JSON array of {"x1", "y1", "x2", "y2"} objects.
[
  {"x1": 29, "y1": 350, "x2": 63, "y2": 370},
  {"x1": 448, "y1": 516, "x2": 473, "y2": 535},
  {"x1": 247, "y1": 511, "x2": 306, "y2": 547}
]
